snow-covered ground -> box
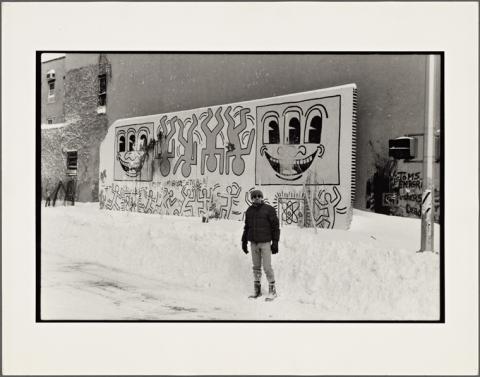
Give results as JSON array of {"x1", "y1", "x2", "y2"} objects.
[{"x1": 41, "y1": 203, "x2": 440, "y2": 321}]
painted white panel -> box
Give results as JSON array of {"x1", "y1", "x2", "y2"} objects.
[{"x1": 99, "y1": 84, "x2": 356, "y2": 229}]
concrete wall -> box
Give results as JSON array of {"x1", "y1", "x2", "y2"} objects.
[
  {"x1": 103, "y1": 53, "x2": 440, "y2": 210},
  {"x1": 99, "y1": 85, "x2": 356, "y2": 229}
]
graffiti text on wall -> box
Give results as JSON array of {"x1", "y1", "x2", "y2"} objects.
[
  {"x1": 99, "y1": 180, "x2": 244, "y2": 220},
  {"x1": 366, "y1": 167, "x2": 440, "y2": 222},
  {"x1": 391, "y1": 171, "x2": 422, "y2": 189}
]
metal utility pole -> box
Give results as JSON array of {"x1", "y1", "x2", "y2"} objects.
[{"x1": 420, "y1": 54, "x2": 438, "y2": 252}]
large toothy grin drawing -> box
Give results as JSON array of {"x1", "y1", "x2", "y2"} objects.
[
  {"x1": 117, "y1": 151, "x2": 148, "y2": 177},
  {"x1": 260, "y1": 145, "x2": 324, "y2": 181},
  {"x1": 264, "y1": 150, "x2": 315, "y2": 176},
  {"x1": 255, "y1": 101, "x2": 335, "y2": 184}
]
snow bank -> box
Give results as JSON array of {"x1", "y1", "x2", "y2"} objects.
[{"x1": 41, "y1": 203, "x2": 440, "y2": 320}]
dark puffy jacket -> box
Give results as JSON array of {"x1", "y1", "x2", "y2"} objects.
[{"x1": 242, "y1": 203, "x2": 280, "y2": 243}]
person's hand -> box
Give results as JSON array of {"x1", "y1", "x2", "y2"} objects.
[
  {"x1": 242, "y1": 241, "x2": 249, "y2": 254},
  {"x1": 271, "y1": 240, "x2": 279, "y2": 254}
]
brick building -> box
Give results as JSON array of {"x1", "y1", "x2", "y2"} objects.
[{"x1": 41, "y1": 53, "x2": 110, "y2": 202}]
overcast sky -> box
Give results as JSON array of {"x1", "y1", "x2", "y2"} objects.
[{"x1": 41, "y1": 53, "x2": 65, "y2": 63}]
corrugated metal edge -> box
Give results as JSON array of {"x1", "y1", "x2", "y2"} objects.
[{"x1": 351, "y1": 87, "x2": 358, "y2": 206}]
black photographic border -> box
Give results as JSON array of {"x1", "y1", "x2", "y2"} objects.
[{"x1": 36, "y1": 51, "x2": 445, "y2": 324}]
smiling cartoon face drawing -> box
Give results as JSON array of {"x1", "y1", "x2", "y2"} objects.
[
  {"x1": 255, "y1": 95, "x2": 341, "y2": 185},
  {"x1": 114, "y1": 122, "x2": 154, "y2": 181}
]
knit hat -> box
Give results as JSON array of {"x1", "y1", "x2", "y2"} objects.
[{"x1": 250, "y1": 189, "x2": 264, "y2": 199}]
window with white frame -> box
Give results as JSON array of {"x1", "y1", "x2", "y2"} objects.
[
  {"x1": 48, "y1": 81, "x2": 55, "y2": 99},
  {"x1": 66, "y1": 151, "x2": 78, "y2": 175}
]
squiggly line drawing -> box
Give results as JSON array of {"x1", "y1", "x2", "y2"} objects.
[{"x1": 173, "y1": 115, "x2": 198, "y2": 177}]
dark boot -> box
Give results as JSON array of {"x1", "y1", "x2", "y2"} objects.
[
  {"x1": 248, "y1": 281, "x2": 262, "y2": 299},
  {"x1": 265, "y1": 282, "x2": 277, "y2": 301}
]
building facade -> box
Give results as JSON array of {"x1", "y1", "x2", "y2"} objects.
[
  {"x1": 40, "y1": 53, "x2": 441, "y2": 222},
  {"x1": 41, "y1": 54, "x2": 110, "y2": 202}
]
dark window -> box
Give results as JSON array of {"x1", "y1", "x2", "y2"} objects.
[
  {"x1": 98, "y1": 74, "x2": 107, "y2": 106},
  {"x1": 47, "y1": 118, "x2": 53, "y2": 124},
  {"x1": 66, "y1": 151, "x2": 78, "y2": 170},
  {"x1": 48, "y1": 81, "x2": 55, "y2": 96},
  {"x1": 288, "y1": 117, "x2": 300, "y2": 144},
  {"x1": 308, "y1": 116, "x2": 322, "y2": 143},
  {"x1": 119, "y1": 136, "x2": 125, "y2": 152},
  {"x1": 98, "y1": 93, "x2": 106, "y2": 106},
  {"x1": 128, "y1": 135, "x2": 135, "y2": 151},
  {"x1": 268, "y1": 120, "x2": 280, "y2": 144},
  {"x1": 99, "y1": 74, "x2": 107, "y2": 93}
]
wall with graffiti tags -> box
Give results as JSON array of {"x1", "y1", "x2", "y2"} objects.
[
  {"x1": 99, "y1": 84, "x2": 357, "y2": 229},
  {"x1": 366, "y1": 159, "x2": 441, "y2": 222}
]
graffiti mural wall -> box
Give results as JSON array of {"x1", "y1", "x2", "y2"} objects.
[{"x1": 99, "y1": 84, "x2": 357, "y2": 229}]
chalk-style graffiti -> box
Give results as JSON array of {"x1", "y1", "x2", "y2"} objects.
[
  {"x1": 114, "y1": 123, "x2": 154, "y2": 181},
  {"x1": 179, "y1": 184, "x2": 198, "y2": 217},
  {"x1": 313, "y1": 186, "x2": 345, "y2": 229},
  {"x1": 225, "y1": 106, "x2": 256, "y2": 175},
  {"x1": 280, "y1": 199, "x2": 304, "y2": 225},
  {"x1": 256, "y1": 96, "x2": 340, "y2": 185},
  {"x1": 157, "y1": 116, "x2": 177, "y2": 177},
  {"x1": 149, "y1": 106, "x2": 255, "y2": 179},
  {"x1": 161, "y1": 187, "x2": 178, "y2": 214},
  {"x1": 102, "y1": 84, "x2": 357, "y2": 229},
  {"x1": 200, "y1": 107, "x2": 225, "y2": 175},
  {"x1": 105, "y1": 184, "x2": 121, "y2": 210},
  {"x1": 172, "y1": 115, "x2": 198, "y2": 177},
  {"x1": 198, "y1": 184, "x2": 220, "y2": 217},
  {"x1": 138, "y1": 188, "x2": 157, "y2": 214},
  {"x1": 99, "y1": 179, "x2": 245, "y2": 220},
  {"x1": 272, "y1": 191, "x2": 307, "y2": 227},
  {"x1": 217, "y1": 182, "x2": 241, "y2": 219}
]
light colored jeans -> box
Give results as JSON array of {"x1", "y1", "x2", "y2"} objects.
[{"x1": 250, "y1": 242, "x2": 275, "y2": 283}]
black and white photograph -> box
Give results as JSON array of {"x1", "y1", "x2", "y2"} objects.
[
  {"x1": 39, "y1": 52, "x2": 443, "y2": 322},
  {"x1": 2, "y1": 2, "x2": 478, "y2": 376}
]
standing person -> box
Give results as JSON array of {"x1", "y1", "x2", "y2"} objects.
[{"x1": 241, "y1": 189, "x2": 280, "y2": 301}]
